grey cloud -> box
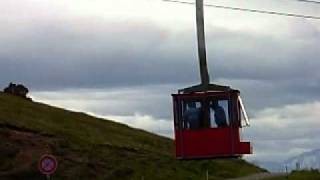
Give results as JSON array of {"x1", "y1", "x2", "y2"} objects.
[
  {"x1": 243, "y1": 102, "x2": 320, "y2": 161},
  {"x1": 1, "y1": 17, "x2": 320, "y2": 92},
  {"x1": 31, "y1": 85, "x2": 179, "y2": 119},
  {"x1": 0, "y1": 19, "x2": 200, "y2": 90},
  {"x1": 206, "y1": 23, "x2": 320, "y2": 82},
  {"x1": 1, "y1": 18, "x2": 320, "y2": 112}
]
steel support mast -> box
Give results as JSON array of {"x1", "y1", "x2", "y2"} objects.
[
  {"x1": 179, "y1": 0, "x2": 230, "y2": 93},
  {"x1": 196, "y1": 0, "x2": 210, "y2": 87}
]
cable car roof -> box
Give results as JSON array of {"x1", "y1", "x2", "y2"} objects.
[{"x1": 177, "y1": 83, "x2": 237, "y2": 94}]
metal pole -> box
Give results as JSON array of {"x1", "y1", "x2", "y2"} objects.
[
  {"x1": 196, "y1": 0, "x2": 210, "y2": 86},
  {"x1": 206, "y1": 169, "x2": 209, "y2": 180}
]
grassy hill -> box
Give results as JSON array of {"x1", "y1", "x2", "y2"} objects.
[
  {"x1": 0, "y1": 92, "x2": 264, "y2": 180},
  {"x1": 266, "y1": 170, "x2": 320, "y2": 180}
]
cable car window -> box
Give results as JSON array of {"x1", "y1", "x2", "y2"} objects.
[
  {"x1": 209, "y1": 100, "x2": 229, "y2": 128},
  {"x1": 182, "y1": 101, "x2": 202, "y2": 129}
]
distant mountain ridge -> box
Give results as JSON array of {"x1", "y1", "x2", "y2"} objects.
[
  {"x1": 285, "y1": 149, "x2": 320, "y2": 171},
  {"x1": 253, "y1": 149, "x2": 320, "y2": 172}
]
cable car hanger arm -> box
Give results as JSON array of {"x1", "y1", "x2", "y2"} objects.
[
  {"x1": 196, "y1": 0, "x2": 210, "y2": 87},
  {"x1": 179, "y1": 0, "x2": 232, "y2": 93}
]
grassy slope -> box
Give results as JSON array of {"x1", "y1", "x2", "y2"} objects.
[
  {"x1": 266, "y1": 170, "x2": 320, "y2": 180},
  {"x1": 0, "y1": 92, "x2": 264, "y2": 180}
]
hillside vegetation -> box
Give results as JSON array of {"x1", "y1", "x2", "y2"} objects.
[
  {"x1": 266, "y1": 170, "x2": 320, "y2": 180},
  {"x1": 0, "y1": 92, "x2": 264, "y2": 179}
]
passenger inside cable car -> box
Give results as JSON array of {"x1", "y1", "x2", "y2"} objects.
[
  {"x1": 209, "y1": 100, "x2": 228, "y2": 128},
  {"x1": 181, "y1": 99, "x2": 232, "y2": 130},
  {"x1": 183, "y1": 101, "x2": 202, "y2": 129}
]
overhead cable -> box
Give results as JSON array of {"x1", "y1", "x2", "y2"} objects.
[
  {"x1": 163, "y1": 0, "x2": 320, "y2": 20},
  {"x1": 296, "y1": 0, "x2": 320, "y2": 4}
]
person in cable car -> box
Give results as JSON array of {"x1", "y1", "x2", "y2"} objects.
[
  {"x1": 183, "y1": 101, "x2": 201, "y2": 129},
  {"x1": 210, "y1": 100, "x2": 228, "y2": 127}
]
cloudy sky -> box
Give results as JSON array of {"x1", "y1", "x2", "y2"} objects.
[{"x1": 1, "y1": 0, "x2": 320, "y2": 163}]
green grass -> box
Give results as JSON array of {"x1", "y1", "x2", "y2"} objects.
[
  {"x1": 0, "y1": 92, "x2": 264, "y2": 179},
  {"x1": 266, "y1": 170, "x2": 320, "y2": 180}
]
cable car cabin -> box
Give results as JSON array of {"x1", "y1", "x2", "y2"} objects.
[{"x1": 172, "y1": 84, "x2": 252, "y2": 159}]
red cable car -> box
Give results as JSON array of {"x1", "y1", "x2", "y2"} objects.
[
  {"x1": 172, "y1": 84, "x2": 252, "y2": 159},
  {"x1": 171, "y1": 0, "x2": 252, "y2": 159}
]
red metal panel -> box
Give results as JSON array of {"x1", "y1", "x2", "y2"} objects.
[
  {"x1": 175, "y1": 128, "x2": 251, "y2": 158},
  {"x1": 237, "y1": 142, "x2": 252, "y2": 154},
  {"x1": 184, "y1": 128, "x2": 233, "y2": 157}
]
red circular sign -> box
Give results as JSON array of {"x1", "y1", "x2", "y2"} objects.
[{"x1": 38, "y1": 154, "x2": 58, "y2": 175}]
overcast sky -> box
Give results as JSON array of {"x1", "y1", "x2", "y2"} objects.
[{"x1": 1, "y1": 0, "x2": 320, "y2": 163}]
